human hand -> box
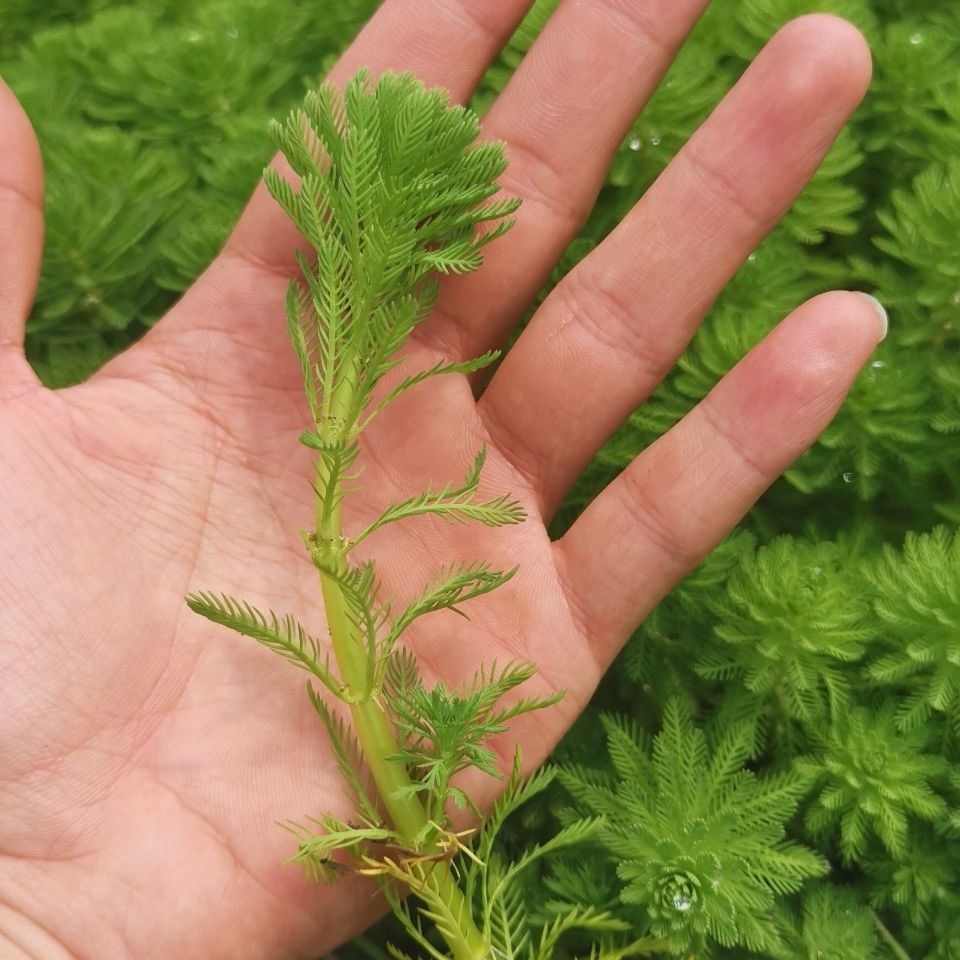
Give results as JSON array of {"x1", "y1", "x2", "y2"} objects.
[{"x1": 0, "y1": 3, "x2": 882, "y2": 958}]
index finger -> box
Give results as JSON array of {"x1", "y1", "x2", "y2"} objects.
[{"x1": 221, "y1": 0, "x2": 534, "y2": 277}]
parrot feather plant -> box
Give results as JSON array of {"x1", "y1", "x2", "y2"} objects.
[{"x1": 186, "y1": 71, "x2": 630, "y2": 960}]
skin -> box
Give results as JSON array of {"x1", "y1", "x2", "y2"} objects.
[{"x1": 0, "y1": 2, "x2": 882, "y2": 958}]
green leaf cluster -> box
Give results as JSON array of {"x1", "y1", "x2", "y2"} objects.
[
  {"x1": 798, "y1": 703, "x2": 949, "y2": 862},
  {"x1": 455, "y1": 753, "x2": 653, "y2": 960},
  {"x1": 696, "y1": 539, "x2": 876, "y2": 724},
  {"x1": 777, "y1": 886, "x2": 883, "y2": 960},
  {"x1": 266, "y1": 70, "x2": 518, "y2": 454},
  {"x1": 590, "y1": 526, "x2": 960, "y2": 958},
  {"x1": 385, "y1": 651, "x2": 562, "y2": 818},
  {"x1": 865, "y1": 528, "x2": 960, "y2": 732},
  {"x1": 559, "y1": 702, "x2": 825, "y2": 957}
]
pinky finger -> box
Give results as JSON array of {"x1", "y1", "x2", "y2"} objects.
[
  {"x1": 0, "y1": 79, "x2": 43, "y2": 401},
  {"x1": 555, "y1": 291, "x2": 887, "y2": 667}
]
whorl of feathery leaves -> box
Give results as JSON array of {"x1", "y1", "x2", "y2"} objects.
[
  {"x1": 263, "y1": 69, "x2": 520, "y2": 441},
  {"x1": 558, "y1": 700, "x2": 826, "y2": 956}
]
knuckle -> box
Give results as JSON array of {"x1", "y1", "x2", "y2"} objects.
[
  {"x1": 620, "y1": 468, "x2": 701, "y2": 572},
  {"x1": 596, "y1": 0, "x2": 677, "y2": 57},
  {"x1": 684, "y1": 144, "x2": 768, "y2": 232},
  {"x1": 451, "y1": 0, "x2": 510, "y2": 47},
  {"x1": 698, "y1": 395, "x2": 770, "y2": 483},
  {"x1": 555, "y1": 270, "x2": 667, "y2": 383},
  {"x1": 502, "y1": 136, "x2": 590, "y2": 232}
]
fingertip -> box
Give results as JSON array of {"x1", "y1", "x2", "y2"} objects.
[
  {"x1": 852, "y1": 292, "x2": 889, "y2": 342},
  {"x1": 785, "y1": 290, "x2": 888, "y2": 384},
  {"x1": 813, "y1": 289, "x2": 888, "y2": 346},
  {"x1": 770, "y1": 13, "x2": 874, "y2": 111},
  {"x1": 818, "y1": 13, "x2": 874, "y2": 91}
]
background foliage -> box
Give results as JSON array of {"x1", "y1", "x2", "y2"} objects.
[{"x1": 3, "y1": 0, "x2": 959, "y2": 956}]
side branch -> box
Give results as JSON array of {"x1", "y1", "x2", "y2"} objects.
[
  {"x1": 185, "y1": 592, "x2": 348, "y2": 699},
  {"x1": 350, "y1": 446, "x2": 525, "y2": 550}
]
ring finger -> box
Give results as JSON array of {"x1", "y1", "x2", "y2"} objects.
[{"x1": 412, "y1": 0, "x2": 710, "y2": 359}]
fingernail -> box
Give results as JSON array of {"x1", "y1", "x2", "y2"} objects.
[{"x1": 855, "y1": 292, "x2": 888, "y2": 342}]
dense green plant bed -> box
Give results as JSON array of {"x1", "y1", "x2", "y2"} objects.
[{"x1": 4, "y1": 0, "x2": 960, "y2": 957}]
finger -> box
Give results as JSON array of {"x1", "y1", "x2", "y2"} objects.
[
  {"x1": 220, "y1": 0, "x2": 534, "y2": 278},
  {"x1": 555, "y1": 291, "x2": 887, "y2": 667},
  {"x1": 412, "y1": 0, "x2": 710, "y2": 360},
  {"x1": 479, "y1": 15, "x2": 873, "y2": 518},
  {"x1": 0, "y1": 78, "x2": 44, "y2": 400}
]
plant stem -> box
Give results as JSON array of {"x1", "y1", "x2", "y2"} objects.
[
  {"x1": 315, "y1": 445, "x2": 488, "y2": 960},
  {"x1": 872, "y1": 912, "x2": 912, "y2": 960}
]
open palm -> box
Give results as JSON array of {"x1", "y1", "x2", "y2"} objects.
[{"x1": 0, "y1": 4, "x2": 883, "y2": 959}]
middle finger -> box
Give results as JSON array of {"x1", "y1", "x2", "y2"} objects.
[{"x1": 412, "y1": 0, "x2": 711, "y2": 359}]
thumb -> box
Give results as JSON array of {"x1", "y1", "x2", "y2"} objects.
[{"x1": 0, "y1": 77, "x2": 44, "y2": 402}]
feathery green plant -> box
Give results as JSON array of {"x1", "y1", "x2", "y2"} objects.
[
  {"x1": 865, "y1": 527, "x2": 960, "y2": 734},
  {"x1": 696, "y1": 538, "x2": 876, "y2": 726},
  {"x1": 797, "y1": 703, "x2": 951, "y2": 862},
  {"x1": 558, "y1": 701, "x2": 826, "y2": 957},
  {"x1": 184, "y1": 70, "x2": 618, "y2": 960},
  {"x1": 778, "y1": 885, "x2": 883, "y2": 960}
]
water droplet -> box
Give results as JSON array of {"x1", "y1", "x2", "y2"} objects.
[
  {"x1": 673, "y1": 893, "x2": 693, "y2": 912},
  {"x1": 842, "y1": 472, "x2": 856, "y2": 484},
  {"x1": 185, "y1": 29, "x2": 202, "y2": 42},
  {"x1": 628, "y1": 137, "x2": 642, "y2": 152},
  {"x1": 910, "y1": 32, "x2": 924, "y2": 45},
  {"x1": 650, "y1": 134, "x2": 663, "y2": 147},
  {"x1": 226, "y1": 25, "x2": 239, "y2": 39},
  {"x1": 871, "y1": 360, "x2": 886, "y2": 370}
]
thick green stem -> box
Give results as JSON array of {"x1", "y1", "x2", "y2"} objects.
[{"x1": 315, "y1": 440, "x2": 487, "y2": 960}]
